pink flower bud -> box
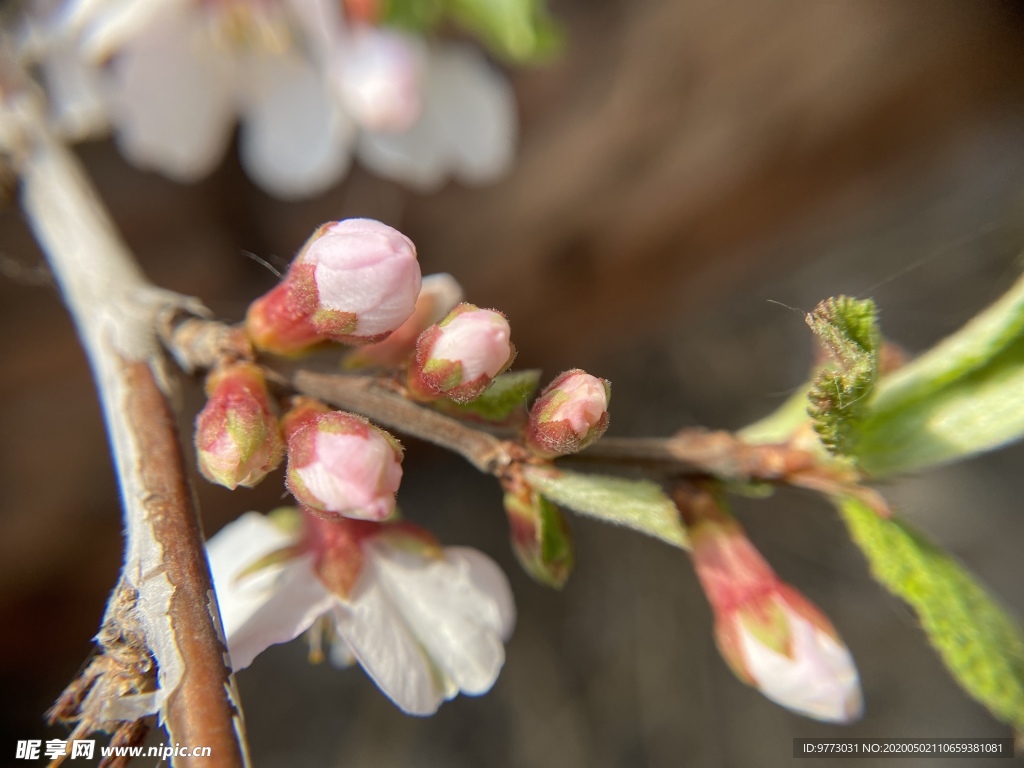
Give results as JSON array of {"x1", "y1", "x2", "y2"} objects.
[
  {"x1": 246, "y1": 219, "x2": 421, "y2": 355},
  {"x1": 679, "y1": 487, "x2": 863, "y2": 723},
  {"x1": 194, "y1": 361, "x2": 283, "y2": 489},
  {"x1": 337, "y1": 26, "x2": 425, "y2": 132},
  {"x1": 345, "y1": 273, "x2": 463, "y2": 370},
  {"x1": 283, "y1": 398, "x2": 403, "y2": 520},
  {"x1": 409, "y1": 303, "x2": 516, "y2": 403},
  {"x1": 526, "y1": 369, "x2": 610, "y2": 457}
]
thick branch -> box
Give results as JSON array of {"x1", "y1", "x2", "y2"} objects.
[{"x1": 9, "y1": 94, "x2": 247, "y2": 765}]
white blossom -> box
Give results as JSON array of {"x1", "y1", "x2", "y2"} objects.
[{"x1": 207, "y1": 511, "x2": 516, "y2": 715}]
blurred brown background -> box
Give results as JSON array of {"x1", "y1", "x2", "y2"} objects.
[{"x1": 3, "y1": 0, "x2": 1024, "y2": 766}]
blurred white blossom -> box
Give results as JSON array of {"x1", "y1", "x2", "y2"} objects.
[
  {"x1": 28, "y1": 0, "x2": 517, "y2": 197},
  {"x1": 207, "y1": 510, "x2": 516, "y2": 715}
]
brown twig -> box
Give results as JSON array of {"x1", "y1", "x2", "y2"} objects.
[{"x1": 4, "y1": 80, "x2": 248, "y2": 766}]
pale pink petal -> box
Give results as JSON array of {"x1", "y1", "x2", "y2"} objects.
[
  {"x1": 239, "y1": 53, "x2": 353, "y2": 200},
  {"x1": 370, "y1": 543, "x2": 514, "y2": 695},
  {"x1": 356, "y1": 115, "x2": 448, "y2": 191},
  {"x1": 738, "y1": 609, "x2": 863, "y2": 723},
  {"x1": 109, "y1": 6, "x2": 235, "y2": 181},
  {"x1": 65, "y1": 0, "x2": 184, "y2": 60},
  {"x1": 429, "y1": 44, "x2": 516, "y2": 185},
  {"x1": 332, "y1": 574, "x2": 446, "y2": 715},
  {"x1": 207, "y1": 513, "x2": 334, "y2": 670}
]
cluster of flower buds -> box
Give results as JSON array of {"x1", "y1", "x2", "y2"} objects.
[
  {"x1": 676, "y1": 485, "x2": 863, "y2": 723},
  {"x1": 408, "y1": 303, "x2": 516, "y2": 403},
  {"x1": 246, "y1": 219, "x2": 421, "y2": 356}
]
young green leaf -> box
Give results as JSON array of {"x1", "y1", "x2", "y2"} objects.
[
  {"x1": 434, "y1": 369, "x2": 541, "y2": 425},
  {"x1": 382, "y1": 0, "x2": 562, "y2": 63},
  {"x1": 521, "y1": 466, "x2": 688, "y2": 549},
  {"x1": 856, "y1": 273, "x2": 1024, "y2": 475},
  {"x1": 805, "y1": 296, "x2": 880, "y2": 456},
  {"x1": 836, "y1": 495, "x2": 1024, "y2": 730}
]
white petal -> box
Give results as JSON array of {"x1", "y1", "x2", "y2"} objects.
[
  {"x1": 284, "y1": 0, "x2": 345, "y2": 63},
  {"x1": 239, "y1": 53, "x2": 353, "y2": 200},
  {"x1": 739, "y1": 609, "x2": 863, "y2": 723},
  {"x1": 40, "y1": 44, "x2": 109, "y2": 140},
  {"x1": 69, "y1": 0, "x2": 186, "y2": 61},
  {"x1": 356, "y1": 115, "x2": 449, "y2": 191},
  {"x1": 370, "y1": 543, "x2": 514, "y2": 695},
  {"x1": 356, "y1": 43, "x2": 516, "y2": 189},
  {"x1": 207, "y1": 513, "x2": 334, "y2": 670},
  {"x1": 429, "y1": 44, "x2": 516, "y2": 185},
  {"x1": 109, "y1": 7, "x2": 235, "y2": 181},
  {"x1": 332, "y1": 573, "x2": 445, "y2": 716}
]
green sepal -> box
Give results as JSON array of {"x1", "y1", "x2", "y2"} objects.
[
  {"x1": 805, "y1": 296, "x2": 880, "y2": 456},
  {"x1": 522, "y1": 466, "x2": 688, "y2": 549},
  {"x1": 434, "y1": 370, "x2": 541, "y2": 426},
  {"x1": 836, "y1": 495, "x2": 1024, "y2": 730}
]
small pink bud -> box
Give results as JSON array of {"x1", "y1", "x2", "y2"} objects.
[
  {"x1": 194, "y1": 362, "x2": 283, "y2": 489},
  {"x1": 409, "y1": 303, "x2": 516, "y2": 403},
  {"x1": 337, "y1": 26, "x2": 425, "y2": 132},
  {"x1": 246, "y1": 219, "x2": 421, "y2": 355},
  {"x1": 526, "y1": 369, "x2": 610, "y2": 457},
  {"x1": 345, "y1": 273, "x2": 463, "y2": 370},
  {"x1": 283, "y1": 398, "x2": 404, "y2": 520},
  {"x1": 679, "y1": 486, "x2": 863, "y2": 724}
]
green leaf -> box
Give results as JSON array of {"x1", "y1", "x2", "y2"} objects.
[
  {"x1": 382, "y1": 0, "x2": 561, "y2": 63},
  {"x1": 856, "y1": 274, "x2": 1024, "y2": 475},
  {"x1": 436, "y1": 369, "x2": 540, "y2": 425},
  {"x1": 805, "y1": 296, "x2": 880, "y2": 456},
  {"x1": 836, "y1": 495, "x2": 1024, "y2": 730},
  {"x1": 446, "y1": 0, "x2": 562, "y2": 62},
  {"x1": 522, "y1": 466, "x2": 688, "y2": 549}
]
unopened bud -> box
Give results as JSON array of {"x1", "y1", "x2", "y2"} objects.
[
  {"x1": 345, "y1": 273, "x2": 463, "y2": 370},
  {"x1": 283, "y1": 398, "x2": 403, "y2": 520},
  {"x1": 502, "y1": 477, "x2": 573, "y2": 588},
  {"x1": 246, "y1": 219, "x2": 421, "y2": 355},
  {"x1": 678, "y1": 485, "x2": 863, "y2": 724},
  {"x1": 409, "y1": 303, "x2": 515, "y2": 403},
  {"x1": 194, "y1": 362, "x2": 283, "y2": 489},
  {"x1": 526, "y1": 369, "x2": 610, "y2": 457},
  {"x1": 337, "y1": 26, "x2": 425, "y2": 132}
]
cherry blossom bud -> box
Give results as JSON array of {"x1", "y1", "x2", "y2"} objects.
[
  {"x1": 194, "y1": 361, "x2": 283, "y2": 489},
  {"x1": 337, "y1": 26, "x2": 425, "y2": 132},
  {"x1": 344, "y1": 273, "x2": 463, "y2": 370},
  {"x1": 678, "y1": 486, "x2": 863, "y2": 723},
  {"x1": 246, "y1": 219, "x2": 421, "y2": 355},
  {"x1": 283, "y1": 398, "x2": 403, "y2": 520},
  {"x1": 526, "y1": 369, "x2": 610, "y2": 457},
  {"x1": 502, "y1": 477, "x2": 573, "y2": 588},
  {"x1": 409, "y1": 303, "x2": 516, "y2": 403}
]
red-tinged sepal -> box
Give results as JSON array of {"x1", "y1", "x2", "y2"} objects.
[
  {"x1": 409, "y1": 303, "x2": 516, "y2": 403},
  {"x1": 526, "y1": 369, "x2": 610, "y2": 457},
  {"x1": 194, "y1": 361, "x2": 283, "y2": 489}
]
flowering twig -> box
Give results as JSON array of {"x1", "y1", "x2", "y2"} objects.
[{"x1": 1, "y1": 80, "x2": 247, "y2": 765}]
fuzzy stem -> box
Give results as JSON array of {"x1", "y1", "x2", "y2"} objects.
[{"x1": 8, "y1": 95, "x2": 247, "y2": 765}]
